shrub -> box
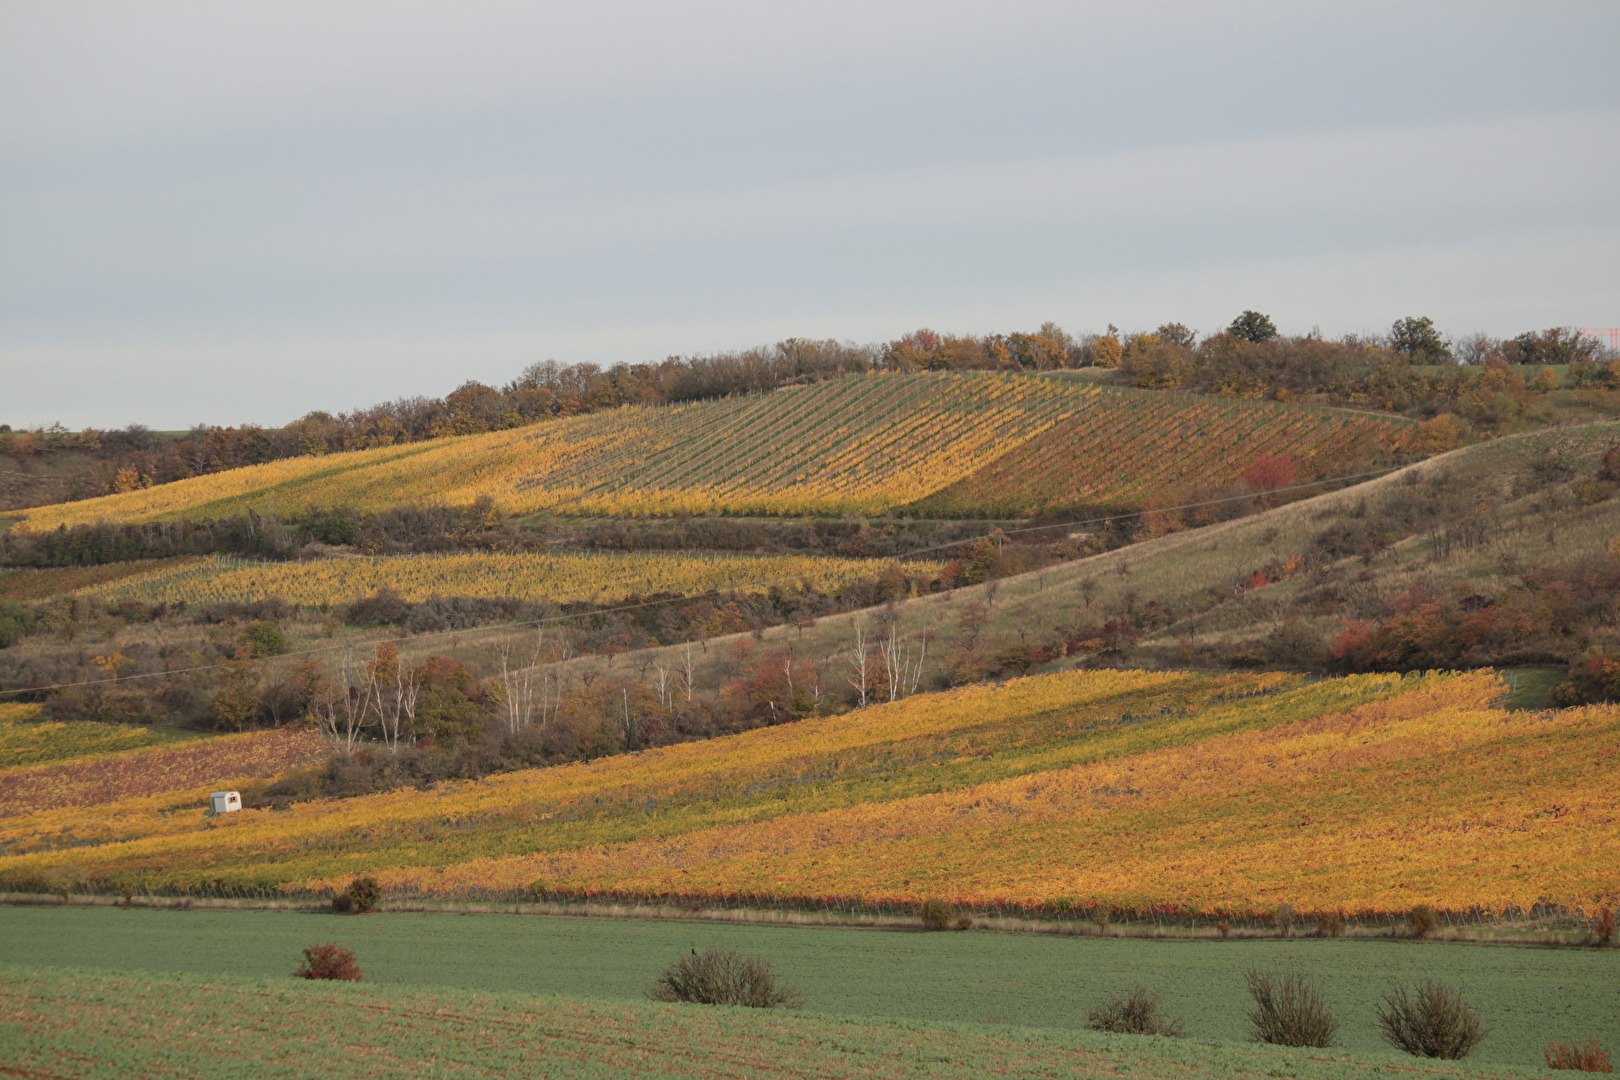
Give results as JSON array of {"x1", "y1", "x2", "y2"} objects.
[
  {"x1": 648, "y1": 947, "x2": 802, "y2": 1009},
  {"x1": 1215, "y1": 918, "x2": 1232, "y2": 939},
  {"x1": 1316, "y1": 911, "x2": 1346, "y2": 938},
  {"x1": 918, "y1": 899, "x2": 956, "y2": 931},
  {"x1": 1376, "y1": 980, "x2": 1487, "y2": 1059},
  {"x1": 331, "y1": 892, "x2": 354, "y2": 913},
  {"x1": 1547, "y1": 1040, "x2": 1614, "y2": 1072},
  {"x1": 345, "y1": 876, "x2": 382, "y2": 913},
  {"x1": 1244, "y1": 969, "x2": 1337, "y2": 1047},
  {"x1": 1409, "y1": 904, "x2": 1437, "y2": 938},
  {"x1": 1272, "y1": 903, "x2": 1295, "y2": 937},
  {"x1": 294, "y1": 943, "x2": 361, "y2": 981},
  {"x1": 1595, "y1": 906, "x2": 1615, "y2": 948},
  {"x1": 1085, "y1": 987, "x2": 1184, "y2": 1037}
]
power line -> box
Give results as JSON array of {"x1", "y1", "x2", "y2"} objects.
[{"x1": 0, "y1": 462, "x2": 1406, "y2": 700}]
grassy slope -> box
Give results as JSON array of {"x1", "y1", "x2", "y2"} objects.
[
  {"x1": 4, "y1": 907, "x2": 1616, "y2": 1071},
  {"x1": 9, "y1": 373, "x2": 1411, "y2": 528}
]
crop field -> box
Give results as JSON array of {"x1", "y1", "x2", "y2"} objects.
[
  {"x1": 12, "y1": 373, "x2": 1415, "y2": 528},
  {"x1": 0, "y1": 726, "x2": 324, "y2": 816},
  {"x1": 4, "y1": 906, "x2": 1616, "y2": 1071},
  {"x1": 0, "y1": 706, "x2": 184, "y2": 768},
  {"x1": 4, "y1": 961, "x2": 1564, "y2": 1080},
  {"x1": 75, "y1": 551, "x2": 941, "y2": 608},
  {"x1": 2, "y1": 667, "x2": 1613, "y2": 918}
]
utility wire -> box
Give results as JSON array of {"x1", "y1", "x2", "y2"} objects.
[{"x1": 0, "y1": 462, "x2": 1407, "y2": 699}]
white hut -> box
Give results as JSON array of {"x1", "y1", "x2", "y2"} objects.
[{"x1": 209, "y1": 790, "x2": 241, "y2": 814}]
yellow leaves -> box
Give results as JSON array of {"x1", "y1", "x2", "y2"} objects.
[
  {"x1": 79, "y1": 552, "x2": 941, "y2": 608},
  {"x1": 6, "y1": 668, "x2": 1612, "y2": 919}
]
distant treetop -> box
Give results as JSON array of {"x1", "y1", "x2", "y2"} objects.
[{"x1": 1227, "y1": 311, "x2": 1278, "y2": 343}]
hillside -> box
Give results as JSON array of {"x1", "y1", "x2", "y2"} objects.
[
  {"x1": 497, "y1": 421, "x2": 1620, "y2": 708},
  {"x1": 3, "y1": 666, "x2": 1613, "y2": 918},
  {"x1": 9, "y1": 373, "x2": 1414, "y2": 528}
]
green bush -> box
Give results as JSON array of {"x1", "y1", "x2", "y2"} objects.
[
  {"x1": 1409, "y1": 904, "x2": 1437, "y2": 939},
  {"x1": 918, "y1": 899, "x2": 956, "y2": 931},
  {"x1": 345, "y1": 876, "x2": 382, "y2": 914},
  {"x1": 1376, "y1": 980, "x2": 1487, "y2": 1059},
  {"x1": 647, "y1": 947, "x2": 802, "y2": 1009}
]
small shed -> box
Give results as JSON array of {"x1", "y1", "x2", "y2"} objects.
[{"x1": 209, "y1": 790, "x2": 241, "y2": 814}]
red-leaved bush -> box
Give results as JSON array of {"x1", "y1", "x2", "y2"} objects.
[
  {"x1": 294, "y1": 943, "x2": 361, "y2": 981},
  {"x1": 1547, "y1": 1040, "x2": 1613, "y2": 1072}
]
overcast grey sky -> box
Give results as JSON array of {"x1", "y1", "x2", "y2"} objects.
[{"x1": 3, "y1": 1, "x2": 1617, "y2": 429}]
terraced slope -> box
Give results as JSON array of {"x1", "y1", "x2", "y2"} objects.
[
  {"x1": 3, "y1": 667, "x2": 1612, "y2": 918},
  {"x1": 14, "y1": 374, "x2": 1414, "y2": 527}
]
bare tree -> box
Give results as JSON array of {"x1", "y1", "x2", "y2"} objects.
[
  {"x1": 846, "y1": 625, "x2": 871, "y2": 708},
  {"x1": 681, "y1": 643, "x2": 697, "y2": 705}
]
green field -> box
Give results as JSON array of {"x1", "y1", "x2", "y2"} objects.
[
  {"x1": 1, "y1": 906, "x2": 1613, "y2": 1073},
  {"x1": 5, "y1": 963, "x2": 1555, "y2": 1080}
]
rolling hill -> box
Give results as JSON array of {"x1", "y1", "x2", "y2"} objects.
[
  {"x1": 10, "y1": 373, "x2": 1415, "y2": 528},
  {"x1": 3, "y1": 666, "x2": 1612, "y2": 918}
]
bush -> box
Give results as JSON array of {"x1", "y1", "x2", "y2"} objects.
[
  {"x1": 1547, "y1": 1040, "x2": 1614, "y2": 1072},
  {"x1": 1408, "y1": 904, "x2": 1437, "y2": 938},
  {"x1": 648, "y1": 947, "x2": 802, "y2": 1009},
  {"x1": 331, "y1": 892, "x2": 354, "y2": 913},
  {"x1": 345, "y1": 876, "x2": 381, "y2": 913},
  {"x1": 1085, "y1": 987, "x2": 1184, "y2": 1037},
  {"x1": 1595, "y1": 906, "x2": 1615, "y2": 948},
  {"x1": 294, "y1": 943, "x2": 362, "y2": 981},
  {"x1": 918, "y1": 899, "x2": 956, "y2": 931},
  {"x1": 1272, "y1": 903, "x2": 1295, "y2": 937},
  {"x1": 1244, "y1": 969, "x2": 1337, "y2": 1047},
  {"x1": 1376, "y1": 980, "x2": 1487, "y2": 1059},
  {"x1": 1316, "y1": 911, "x2": 1346, "y2": 937}
]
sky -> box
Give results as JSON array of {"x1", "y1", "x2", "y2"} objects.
[{"x1": 2, "y1": 1, "x2": 1617, "y2": 430}]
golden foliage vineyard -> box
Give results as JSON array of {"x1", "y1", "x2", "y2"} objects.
[
  {"x1": 15, "y1": 373, "x2": 1416, "y2": 528},
  {"x1": 0, "y1": 707, "x2": 173, "y2": 768},
  {"x1": 2, "y1": 667, "x2": 1610, "y2": 917},
  {"x1": 76, "y1": 551, "x2": 941, "y2": 608}
]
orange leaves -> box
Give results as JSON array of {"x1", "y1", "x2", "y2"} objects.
[
  {"x1": 5, "y1": 667, "x2": 1614, "y2": 921},
  {"x1": 0, "y1": 727, "x2": 325, "y2": 816}
]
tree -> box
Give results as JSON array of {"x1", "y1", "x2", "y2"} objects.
[
  {"x1": 1391, "y1": 316, "x2": 1449, "y2": 362},
  {"x1": 1154, "y1": 322, "x2": 1198, "y2": 349},
  {"x1": 1227, "y1": 310, "x2": 1278, "y2": 343},
  {"x1": 211, "y1": 646, "x2": 263, "y2": 731}
]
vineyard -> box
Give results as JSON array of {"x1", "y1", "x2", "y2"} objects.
[
  {"x1": 1, "y1": 666, "x2": 1611, "y2": 918},
  {"x1": 13, "y1": 373, "x2": 1417, "y2": 528},
  {"x1": 0, "y1": 726, "x2": 325, "y2": 816},
  {"x1": 75, "y1": 551, "x2": 941, "y2": 609},
  {"x1": 0, "y1": 561, "x2": 182, "y2": 604},
  {"x1": 0, "y1": 706, "x2": 177, "y2": 768},
  {"x1": 909, "y1": 390, "x2": 1409, "y2": 516}
]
